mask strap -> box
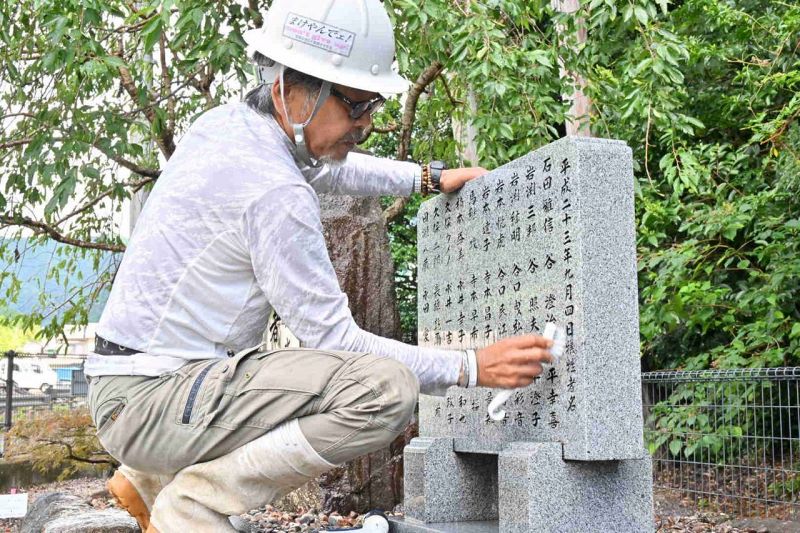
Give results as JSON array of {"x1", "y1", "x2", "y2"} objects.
[
  {"x1": 279, "y1": 65, "x2": 332, "y2": 168},
  {"x1": 256, "y1": 66, "x2": 270, "y2": 85}
]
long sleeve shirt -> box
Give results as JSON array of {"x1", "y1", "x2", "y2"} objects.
[{"x1": 85, "y1": 101, "x2": 461, "y2": 395}]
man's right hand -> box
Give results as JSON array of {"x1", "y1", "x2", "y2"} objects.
[{"x1": 475, "y1": 335, "x2": 554, "y2": 388}]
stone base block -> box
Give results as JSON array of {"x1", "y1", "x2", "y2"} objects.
[
  {"x1": 402, "y1": 437, "x2": 498, "y2": 523},
  {"x1": 398, "y1": 439, "x2": 654, "y2": 533},
  {"x1": 499, "y1": 442, "x2": 654, "y2": 532},
  {"x1": 389, "y1": 518, "x2": 499, "y2": 533}
]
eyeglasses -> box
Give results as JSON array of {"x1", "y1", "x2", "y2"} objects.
[{"x1": 329, "y1": 86, "x2": 385, "y2": 120}]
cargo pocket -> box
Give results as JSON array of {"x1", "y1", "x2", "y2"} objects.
[
  {"x1": 175, "y1": 361, "x2": 225, "y2": 427},
  {"x1": 92, "y1": 396, "x2": 128, "y2": 458},
  {"x1": 176, "y1": 344, "x2": 271, "y2": 427},
  {"x1": 209, "y1": 348, "x2": 349, "y2": 431}
]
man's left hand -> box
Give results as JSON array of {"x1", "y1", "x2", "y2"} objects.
[{"x1": 439, "y1": 167, "x2": 489, "y2": 193}]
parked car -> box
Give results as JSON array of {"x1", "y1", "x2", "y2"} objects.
[{"x1": 0, "y1": 358, "x2": 59, "y2": 393}]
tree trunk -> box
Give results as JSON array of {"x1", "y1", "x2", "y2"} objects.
[
  {"x1": 551, "y1": 0, "x2": 592, "y2": 136},
  {"x1": 452, "y1": 87, "x2": 480, "y2": 166}
]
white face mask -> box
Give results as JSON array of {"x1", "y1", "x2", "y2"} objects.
[{"x1": 278, "y1": 65, "x2": 332, "y2": 169}]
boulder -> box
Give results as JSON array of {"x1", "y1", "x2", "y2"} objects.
[
  {"x1": 20, "y1": 492, "x2": 138, "y2": 533},
  {"x1": 319, "y1": 194, "x2": 401, "y2": 338},
  {"x1": 318, "y1": 194, "x2": 413, "y2": 513}
]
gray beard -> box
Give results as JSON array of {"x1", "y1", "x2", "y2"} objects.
[
  {"x1": 319, "y1": 154, "x2": 348, "y2": 170},
  {"x1": 318, "y1": 128, "x2": 366, "y2": 169}
]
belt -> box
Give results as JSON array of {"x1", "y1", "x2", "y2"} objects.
[{"x1": 94, "y1": 335, "x2": 142, "y2": 356}]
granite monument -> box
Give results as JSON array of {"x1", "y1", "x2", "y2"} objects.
[{"x1": 390, "y1": 137, "x2": 654, "y2": 533}]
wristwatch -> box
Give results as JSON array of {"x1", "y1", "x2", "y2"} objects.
[{"x1": 429, "y1": 160, "x2": 447, "y2": 191}]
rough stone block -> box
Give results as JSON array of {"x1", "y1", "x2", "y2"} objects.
[
  {"x1": 402, "y1": 437, "x2": 497, "y2": 524},
  {"x1": 499, "y1": 442, "x2": 653, "y2": 532},
  {"x1": 391, "y1": 441, "x2": 654, "y2": 533}
]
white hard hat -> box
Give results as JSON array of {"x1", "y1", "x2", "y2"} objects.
[{"x1": 243, "y1": 0, "x2": 410, "y2": 95}]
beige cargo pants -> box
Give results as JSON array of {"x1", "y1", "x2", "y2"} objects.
[{"x1": 88, "y1": 345, "x2": 420, "y2": 473}]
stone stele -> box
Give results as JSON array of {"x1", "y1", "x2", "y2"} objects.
[{"x1": 390, "y1": 137, "x2": 654, "y2": 533}]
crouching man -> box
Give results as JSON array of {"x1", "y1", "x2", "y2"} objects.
[{"x1": 86, "y1": 0, "x2": 554, "y2": 530}]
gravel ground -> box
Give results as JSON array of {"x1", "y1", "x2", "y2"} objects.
[
  {"x1": 0, "y1": 477, "x2": 798, "y2": 532},
  {"x1": 236, "y1": 506, "x2": 372, "y2": 532}
]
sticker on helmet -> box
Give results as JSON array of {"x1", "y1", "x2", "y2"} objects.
[{"x1": 283, "y1": 13, "x2": 356, "y2": 58}]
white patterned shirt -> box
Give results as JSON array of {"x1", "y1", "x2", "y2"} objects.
[{"x1": 85, "y1": 102, "x2": 460, "y2": 395}]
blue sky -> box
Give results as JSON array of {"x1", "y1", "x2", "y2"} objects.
[{"x1": 0, "y1": 238, "x2": 119, "y2": 324}]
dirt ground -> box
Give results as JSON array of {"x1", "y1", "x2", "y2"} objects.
[{"x1": 654, "y1": 488, "x2": 800, "y2": 533}]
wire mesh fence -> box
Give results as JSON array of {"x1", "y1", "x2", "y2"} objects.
[
  {"x1": 1, "y1": 350, "x2": 88, "y2": 429},
  {"x1": 643, "y1": 368, "x2": 800, "y2": 519},
  {"x1": 3, "y1": 348, "x2": 799, "y2": 518}
]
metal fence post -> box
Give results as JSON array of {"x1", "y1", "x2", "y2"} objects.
[{"x1": 4, "y1": 350, "x2": 14, "y2": 431}]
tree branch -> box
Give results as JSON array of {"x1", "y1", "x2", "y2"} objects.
[
  {"x1": 92, "y1": 142, "x2": 161, "y2": 178},
  {"x1": 56, "y1": 175, "x2": 157, "y2": 226},
  {"x1": 37, "y1": 267, "x2": 114, "y2": 321},
  {"x1": 382, "y1": 202, "x2": 408, "y2": 229},
  {"x1": 38, "y1": 439, "x2": 115, "y2": 465},
  {"x1": 248, "y1": 0, "x2": 264, "y2": 28},
  {"x1": 398, "y1": 61, "x2": 444, "y2": 161},
  {"x1": 115, "y1": 44, "x2": 177, "y2": 158},
  {"x1": 0, "y1": 215, "x2": 125, "y2": 253},
  {"x1": 192, "y1": 64, "x2": 216, "y2": 109},
  {"x1": 383, "y1": 60, "x2": 445, "y2": 224},
  {"x1": 119, "y1": 63, "x2": 204, "y2": 123},
  {"x1": 439, "y1": 75, "x2": 463, "y2": 108},
  {"x1": 0, "y1": 112, "x2": 37, "y2": 121},
  {"x1": 0, "y1": 138, "x2": 32, "y2": 150},
  {"x1": 373, "y1": 123, "x2": 399, "y2": 134},
  {"x1": 357, "y1": 122, "x2": 398, "y2": 145},
  {"x1": 106, "y1": 154, "x2": 161, "y2": 178},
  {"x1": 160, "y1": 33, "x2": 176, "y2": 134},
  {"x1": 165, "y1": 40, "x2": 216, "y2": 109}
]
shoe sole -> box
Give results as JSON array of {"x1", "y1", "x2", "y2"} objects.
[{"x1": 108, "y1": 470, "x2": 151, "y2": 531}]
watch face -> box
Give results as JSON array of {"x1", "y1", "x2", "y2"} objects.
[{"x1": 431, "y1": 161, "x2": 447, "y2": 172}]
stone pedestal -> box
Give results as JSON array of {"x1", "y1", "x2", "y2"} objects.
[
  {"x1": 390, "y1": 518, "x2": 499, "y2": 533},
  {"x1": 390, "y1": 439, "x2": 653, "y2": 533}
]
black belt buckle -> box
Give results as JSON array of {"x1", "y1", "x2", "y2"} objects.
[{"x1": 95, "y1": 335, "x2": 142, "y2": 356}]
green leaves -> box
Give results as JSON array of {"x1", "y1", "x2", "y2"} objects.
[
  {"x1": 0, "y1": 0, "x2": 258, "y2": 340},
  {"x1": 43, "y1": 168, "x2": 78, "y2": 218},
  {"x1": 669, "y1": 439, "x2": 682, "y2": 457},
  {"x1": 385, "y1": 0, "x2": 564, "y2": 168},
  {"x1": 617, "y1": 0, "x2": 800, "y2": 372},
  {"x1": 378, "y1": 0, "x2": 800, "y2": 363},
  {"x1": 0, "y1": 0, "x2": 798, "y2": 367},
  {"x1": 141, "y1": 16, "x2": 163, "y2": 54}
]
